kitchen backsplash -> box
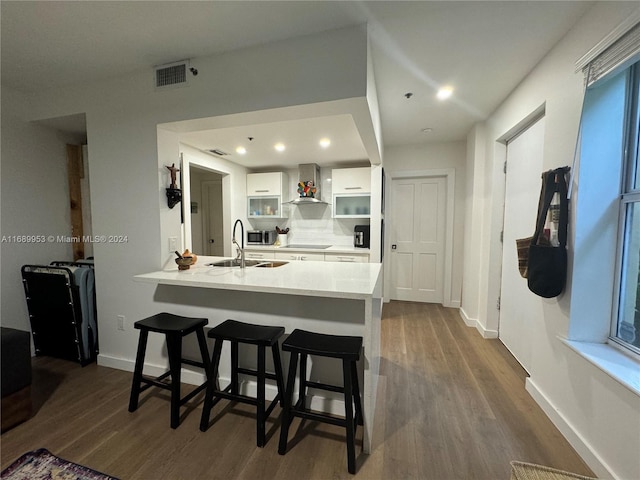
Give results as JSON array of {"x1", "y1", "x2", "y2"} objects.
[{"x1": 248, "y1": 166, "x2": 370, "y2": 247}]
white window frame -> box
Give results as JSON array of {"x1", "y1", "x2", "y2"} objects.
[{"x1": 611, "y1": 65, "x2": 640, "y2": 355}]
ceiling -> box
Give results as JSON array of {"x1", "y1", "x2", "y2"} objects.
[
  {"x1": 1, "y1": 1, "x2": 594, "y2": 167},
  {"x1": 179, "y1": 115, "x2": 370, "y2": 170}
]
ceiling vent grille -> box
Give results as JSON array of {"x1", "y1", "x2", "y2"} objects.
[
  {"x1": 207, "y1": 148, "x2": 230, "y2": 156},
  {"x1": 154, "y1": 60, "x2": 189, "y2": 89}
]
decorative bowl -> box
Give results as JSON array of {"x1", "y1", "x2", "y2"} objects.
[{"x1": 175, "y1": 256, "x2": 194, "y2": 270}]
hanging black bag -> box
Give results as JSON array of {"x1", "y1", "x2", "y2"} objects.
[
  {"x1": 515, "y1": 172, "x2": 551, "y2": 279},
  {"x1": 527, "y1": 167, "x2": 569, "y2": 298}
]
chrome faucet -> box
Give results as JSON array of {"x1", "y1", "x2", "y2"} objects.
[{"x1": 232, "y1": 219, "x2": 245, "y2": 268}]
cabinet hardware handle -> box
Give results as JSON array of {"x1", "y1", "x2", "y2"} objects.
[
  {"x1": 344, "y1": 187, "x2": 362, "y2": 190},
  {"x1": 255, "y1": 189, "x2": 270, "y2": 192}
]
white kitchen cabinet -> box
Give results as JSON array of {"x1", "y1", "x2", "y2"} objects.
[
  {"x1": 247, "y1": 172, "x2": 289, "y2": 218},
  {"x1": 274, "y1": 252, "x2": 325, "y2": 262},
  {"x1": 332, "y1": 167, "x2": 371, "y2": 218},
  {"x1": 332, "y1": 167, "x2": 371, "y2": 194},
  {"x1": 244, "y1": 251, "x2": 274, "y2": 260},
  {"x1": 324, "y1": 253, "x2": 369, "y2": 263},
  {"x1": 247, "y1": 172, "x2": 286, "y2": 196}
]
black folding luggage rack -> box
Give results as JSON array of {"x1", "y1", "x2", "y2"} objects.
[{"x1": 21, "y1": 261, "x2": 98, "y2": 366}]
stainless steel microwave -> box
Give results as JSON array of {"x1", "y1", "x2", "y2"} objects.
[{"x1": 247, "y1": 230, "x2": 277, "y2": 245}]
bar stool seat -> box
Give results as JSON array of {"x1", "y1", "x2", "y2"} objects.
[
  {"x1": 200, "y1": 319, "x2": 285, "y2": 447},
  {"x1": 278, "y1": 329, "x2": 364, "y2": 474},
  {"x1": 128, "y1": 312, "x2": 212, "y2": 429}
]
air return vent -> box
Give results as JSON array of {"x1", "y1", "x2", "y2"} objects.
[
  {"x1": 154, "y1": 60, "x2": 189, "y2": 89},
  {"x1": 207, "y1": 148, "x2": 230, "y2": 156}
]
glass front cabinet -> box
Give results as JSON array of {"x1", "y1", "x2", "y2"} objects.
[
  {"x1": 332, "y1": 166, "x2": 371, "y2": 218},
  {"x1": 247, "y1": 172, "x2": 289, "y2": 218}
]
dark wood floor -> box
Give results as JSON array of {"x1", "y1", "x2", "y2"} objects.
[{"x1": 1, "y1": 302, "x2": 594, "y2": 479}]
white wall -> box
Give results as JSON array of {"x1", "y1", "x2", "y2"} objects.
[
  {"x1": 462, "y1": 3, "x2": 640, "y2": 479},
  {"x1": 382, "y1": 141, "x2": 466, "y2": 307},
  {"x1": 0, "y1": 86, "x2": 78, "y2": 332},
  {"x1": 3, "y1": 26, "x2": 371, "y2": 375},
  {"x1": 461, "y1": 125, "x2": 486, "y2": 329}
]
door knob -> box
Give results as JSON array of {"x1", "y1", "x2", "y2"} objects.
[
  {"x1": 209, "y1": 239, "x2": 215, "y2": 243},
  {"x1": 391, "y1": 244, "x2": 397, "y2": 250}
]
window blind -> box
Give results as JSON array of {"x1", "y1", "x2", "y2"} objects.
[{"x1": 577, "y1": 17, "x2": 640, "y2": 86}]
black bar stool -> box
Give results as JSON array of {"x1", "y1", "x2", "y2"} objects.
[
  {"x1": 128, "y1": 312, "x2": 212, "y2": 429},
  {"x1": 278, "y1": 329, "x2": 364, "y2": 474},
  {"x1": 200, "y1": 319, "x2": 285, "y2": 447}
]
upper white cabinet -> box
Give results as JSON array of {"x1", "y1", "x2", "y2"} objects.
[
  {"x1": 332, "y1": 167, "x2": 371, "y2": 218},
  {"x1": 247, "y1": 172, "x2": 289, "y2": 218}
]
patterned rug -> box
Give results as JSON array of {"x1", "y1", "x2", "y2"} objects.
[
  {"x1": 510, "y1": 461, "x2": 597, "y2": 480},
  {"x1": 1, "y1": 448, "x2": 119, "y2": 480}
]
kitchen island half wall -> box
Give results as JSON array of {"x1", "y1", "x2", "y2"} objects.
[{"x1": 132, "y1": 256, "x2": 383, "y2": 452}]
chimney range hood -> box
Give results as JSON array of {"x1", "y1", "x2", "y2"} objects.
[{"x1": 287, "y1": 163, "x2": 329, "y2": 205}]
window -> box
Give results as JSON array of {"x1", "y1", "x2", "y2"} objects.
[
  {"x1": 613, "y1": 63, "x2": 640, "y2": 353},
  {"x1": 572, "y1": 21, "x2": 640, "y2": 357}
]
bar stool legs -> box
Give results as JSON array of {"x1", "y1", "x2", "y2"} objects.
[
  {"x1": 199, "y1": 319, "x2": 285, "y2": 448},
  {"x1": 343, "y1": 358, "x2": 356, "y2": 474},
  {"x1": 128, "y1": 313, "x2": 211, "y2": 429},
  {"x1": 278, "y1": 351, "x2": 299, "y2": 453},
  {"x1": 128, "y1": 329, "x2": 149, "y2": 413},
  {"x1": 278, "y1": 329, "x2": 364, "y2": 474}
]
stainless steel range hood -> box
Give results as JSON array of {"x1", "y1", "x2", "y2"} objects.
[{"x1": 287, "y1": 163, "x2": 329, "y2": 205}]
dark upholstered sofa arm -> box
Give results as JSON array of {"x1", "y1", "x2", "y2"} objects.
[
  {"x1": 1, "y1": 327, "x2": 32, "y2": 396},
  {"x1": 1, "y1": 327, "x2": 33, "y2": 432}
]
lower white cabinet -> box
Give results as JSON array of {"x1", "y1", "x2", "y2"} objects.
[
  {"x1": 243, "y1": 248, "x2": 370, "y2": 263},
  {"x1": 245, "y1": 251, "x2": 271, "y2": 260},
  {"x1": 324, "y1": 253, "x2": 369, "y2": 263},
  {"x1": 274, "y1": 252, "x2": 325, "y2": 262}
]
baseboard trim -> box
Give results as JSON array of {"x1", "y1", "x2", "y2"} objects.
[
  {"x1": 98, "y1": 353, "x2": 207, "y2": 386},
  {"x1": 478, "y1": 325, "x2": 499, "y2": 339},
  {"x1": 459, "y1": 308, "x2": 499, "y2": 338},
  {"x1": 525, "y1": 377, "x2": 616, "y2": 480},
  {"x1": 459, "y1": 307, "x2": 476, "y2": 327},
  {"x1": 98, "y1": 353, "x2": 346, "y2": 416}
]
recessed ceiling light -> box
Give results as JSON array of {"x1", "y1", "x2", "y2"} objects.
[
  {"x1": 319, "y1": 138, "x2": 331, "y2": 148},
  {"x1": 274, "y1": 143, "x2": 286, "y2": 152},
  {"x1": 235, "y1": 146, "x2": 247, "y2": 155},
  {"x1": 436, "y1": 86, "x2": 453, "y2": 101}
]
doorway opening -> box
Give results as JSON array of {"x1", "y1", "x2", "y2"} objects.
[{"x1": 189, "y1": 165, "x2": 224, "y2": 256}]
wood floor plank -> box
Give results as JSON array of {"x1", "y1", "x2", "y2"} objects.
[{"x1": 0, "y1": 301, "x2": 594, "y2": 479}]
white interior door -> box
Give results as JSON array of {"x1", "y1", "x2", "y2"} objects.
[
  {"x1": 500, "y1": 116, "x2": 546, "y2": 373},
  {"x1": 203, "y1": 180, "x2": 224, "y2": 256},
  {"x1": 390, "y1": 176, "x2": 446, "y2": 303}
]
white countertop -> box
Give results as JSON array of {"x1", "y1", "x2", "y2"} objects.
[{"x1": 134, "y1": 255, "x2": 382, "y2": 300}]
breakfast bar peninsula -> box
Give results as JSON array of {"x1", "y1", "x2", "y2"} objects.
[{"x1": 134, "y1": 256, "x2": 383, "y2": 452}]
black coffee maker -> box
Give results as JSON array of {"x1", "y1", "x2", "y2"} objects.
[{"x1": 354, "y1": 225, "x2": 370, "y2": 248}]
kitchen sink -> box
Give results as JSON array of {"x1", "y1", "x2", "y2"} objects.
[
  {"x1": 254, "y1": 261, "x2": 288, "y2": 268},
  {"x1": 208, "y1": 259, "x2": 263, "y2": 267}
]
